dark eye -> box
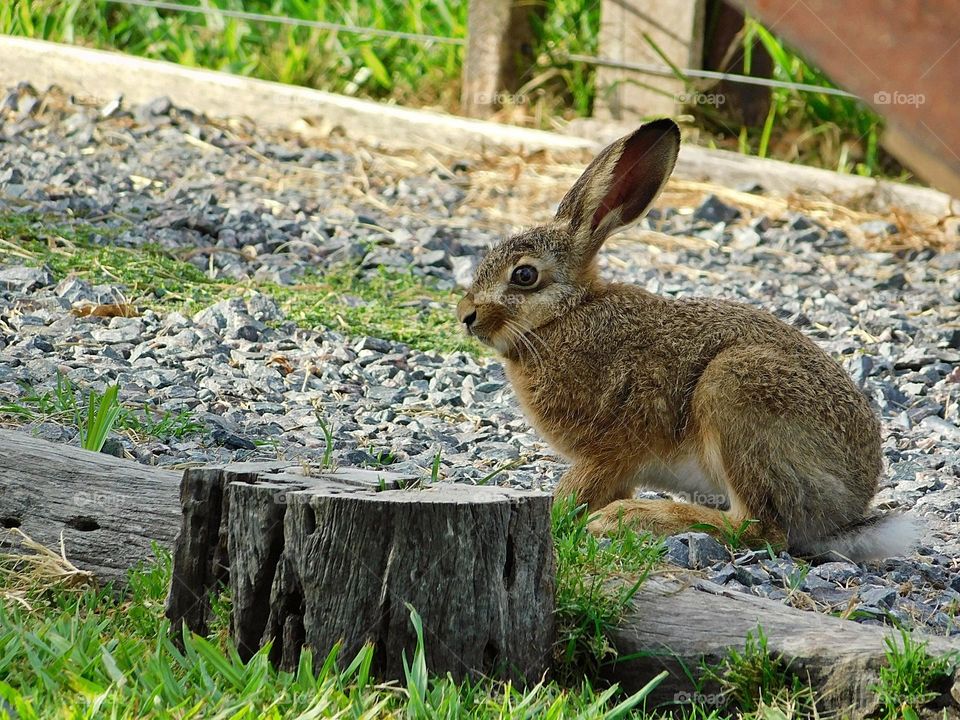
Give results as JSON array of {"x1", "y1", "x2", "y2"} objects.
[{"x1": 510, "y1": 265, "x2": 539, "y2": 287}]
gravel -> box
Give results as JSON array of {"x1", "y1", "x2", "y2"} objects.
[{"x1": 1, "y1": 84, "x2": 959, "y2": 636}]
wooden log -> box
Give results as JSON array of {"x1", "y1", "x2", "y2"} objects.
[
  {"x1": 595, "y1": 0, "x2": 706, "y2": 119},
  {"x1": 461, "y1": 0, "x2": 538, "y2": 118},
  {"x1": 0, "y1": 429, "x2": 181, "y2": 581},
  {"x1": 604, "y1": 577, "x2": 960, "y2": 718},
  {"x1": 166, "y1": 462, "x2": 556, "y2": 685}
]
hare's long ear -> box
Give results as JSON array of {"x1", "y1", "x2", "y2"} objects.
[{"x1": 555, "y1": 118, "x2": 679, "y2": 260}]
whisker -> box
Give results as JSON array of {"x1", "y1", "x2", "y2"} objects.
[{"x1": 504, "y1": 319, "x2": 544, "y2": 368}]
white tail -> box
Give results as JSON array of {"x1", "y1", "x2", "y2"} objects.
[{"x1": 799, "y1": 514, "x2": 922, "y2": 562}]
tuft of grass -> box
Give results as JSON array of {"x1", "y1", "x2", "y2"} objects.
[
  {"x1": 873, "y1": 629, "x2": 958, "y2": 720},
  {"x1": 313, "y1": 411, "x2": 336, "y2": 469},
  {"x1": 79, "y1": 383, "x2": 122, "y2": 451},
  {"x1": 707, "y1": 627, "x2": 815, "y2": 716},
  {"x1": 690, "y1": 517, "x2": 761, "y2": 551},
  {"x1": 0, "y1": 212, "x2": 476, "y2": 354},
  {"x1": 552, "y1": 496, "x2": 663, "y2": 683}
]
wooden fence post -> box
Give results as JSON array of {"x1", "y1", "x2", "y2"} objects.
[
  {"x1": 595, "y1": 0, "x2": 706, "y2": 120},
  {"x1": 461, "y1": 0, "x2": 537, "y2": 118}
]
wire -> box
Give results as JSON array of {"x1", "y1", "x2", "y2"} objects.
[
  {"x1": 102, "y1": 0, "x2": 860, "y2": 100},
  {"x1": 103, "y1": 0, "x2": 467, "y2": 46},
  {"x1": 565, "y1": 53, "x2": 859, "y2": 99}
]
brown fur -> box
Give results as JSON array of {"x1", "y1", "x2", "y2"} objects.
[{"x1": 456, "y1": 120, "x2": 887, "y2": 556}]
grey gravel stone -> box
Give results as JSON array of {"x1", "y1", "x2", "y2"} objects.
[
  {"x1": 663, "y1": 535, "x2": 690, "y2": 567},
  {"x1": 686, "y1": 532, "x2": 729, "y2": 569},
  {"x1": 693, "y1": 194, "x2": 741, "y2": 224},
  {"x1": 0, "y1": 265, "x2": 52, "y2": 292}
]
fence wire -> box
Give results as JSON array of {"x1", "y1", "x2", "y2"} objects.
[{"x1": 103, "y1": 0, "x2": 860, "y2": 100}]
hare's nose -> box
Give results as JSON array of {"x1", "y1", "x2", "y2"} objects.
[{"x1": 457, "y1": 297, "x2": 477, "y2": 327}]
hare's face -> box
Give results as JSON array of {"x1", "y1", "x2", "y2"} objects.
[
  {"x1": 457, "y1": 226, "x2": 587, "y2": 355},
  {"x1": 456, "y1": 118, "x2": 681, "y2": 359}
]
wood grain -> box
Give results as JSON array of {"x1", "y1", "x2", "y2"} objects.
[{"x1": 0, "y1": 429, "x2": 181, "y2": 581}]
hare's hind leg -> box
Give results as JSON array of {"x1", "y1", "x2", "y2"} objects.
[
  {"x1": 689, "y1": 345, "x2": 872, "y2": 551},
  {"x1": 585, "y1": 497, "x2": 776, "y2": 545}
]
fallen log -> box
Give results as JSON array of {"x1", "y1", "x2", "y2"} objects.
[
  {"x1": 165, "y1": 461, "x2": 556, "y2": 685},
  {"x1": 606, "y1": 576, "x2": 960, "y2": 718},
  {"x1": 0, "y1": 429, "x2": 181, "y2": 581}
]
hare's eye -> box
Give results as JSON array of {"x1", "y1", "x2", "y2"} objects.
[{"x1": 510, "y1": 265, "x2": 539, "y2": 287}]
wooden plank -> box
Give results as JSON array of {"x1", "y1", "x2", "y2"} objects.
[
  {"x1": 461, "y1": 0, "x2": 536, "y2": 118},
  {"x1": 595, "y1": 0, "x2": 706, "y2": 119},
  {"x1": 730, "y1": 0, "x2": 960, "y2": 198},
  {"x1": 604, "y1": 576, "x2": 960, "y2": 717},
  {"x1": 568, "y1": 117, "x2": 959, "y2": 219},
  {"x1": 0, "y1": 36, "x2": 591, "y2": 155},
  {"x1": 0, "y1": 429, "x2": 181, "y2": 581},
  {"x1": 166, "y1": 462, "x2": 556, "y2": 685}
]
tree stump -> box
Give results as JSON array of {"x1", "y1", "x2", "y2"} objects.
[{"x1": 166, "y1": 462, "x2": 555, "y2": 685}]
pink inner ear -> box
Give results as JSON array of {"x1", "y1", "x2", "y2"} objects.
[{"x1": 590, "y1": 128, "x2": 676, "y2": 235}]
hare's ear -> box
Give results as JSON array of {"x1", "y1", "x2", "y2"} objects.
[{"x1": 556, "y1": 118, "x2": 679, "y2": 258}]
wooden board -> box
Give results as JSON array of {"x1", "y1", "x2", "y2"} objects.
[{"x1": 731, "y1": 0, "x2": 960, "y2": 199}]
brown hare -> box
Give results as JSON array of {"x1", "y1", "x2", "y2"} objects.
[{"x1": 457, "y1": 119, "x2": 917, "y2": 561}]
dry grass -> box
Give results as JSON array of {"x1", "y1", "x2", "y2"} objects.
[{"x1": 1, "y1": 528, "x2": 97, "y2": 609}]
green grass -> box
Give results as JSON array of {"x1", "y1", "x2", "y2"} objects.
[
  {"x1": 0, "y1": 373, "x2": 205, "y2": 444},
  {"x1": 873, "y1": 629, "x2": 958, "y2": 720},
  {"x1": 0, "y1": 542, "x2": 669, "y2": 718},
  {"x1": 78, "y1": 382, "x2": 123, "y2": 451},
  {"x1": 2, "y1": 0, "x2": 903, "y2": 178},
  {"x1": 705, "y1": 627, "x2": 815, "y2": 717},
  {"x1": 552, "y1": 497, "x2": 663, "y2": 684},
  {"x1": 0, "y1": 212, "x2": 477, "y2": 354},
  {"x1": 1, "y1": 0, "x2": 466, "y2": 109}
]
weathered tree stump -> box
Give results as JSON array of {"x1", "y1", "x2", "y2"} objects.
[{"x1": 166, "y1": 462, "x2": 556, "y2": 685}]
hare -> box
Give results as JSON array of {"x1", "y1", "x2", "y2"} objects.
[{"x1": 457, "y1": 119, "x2": 917, "y2": 561}]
